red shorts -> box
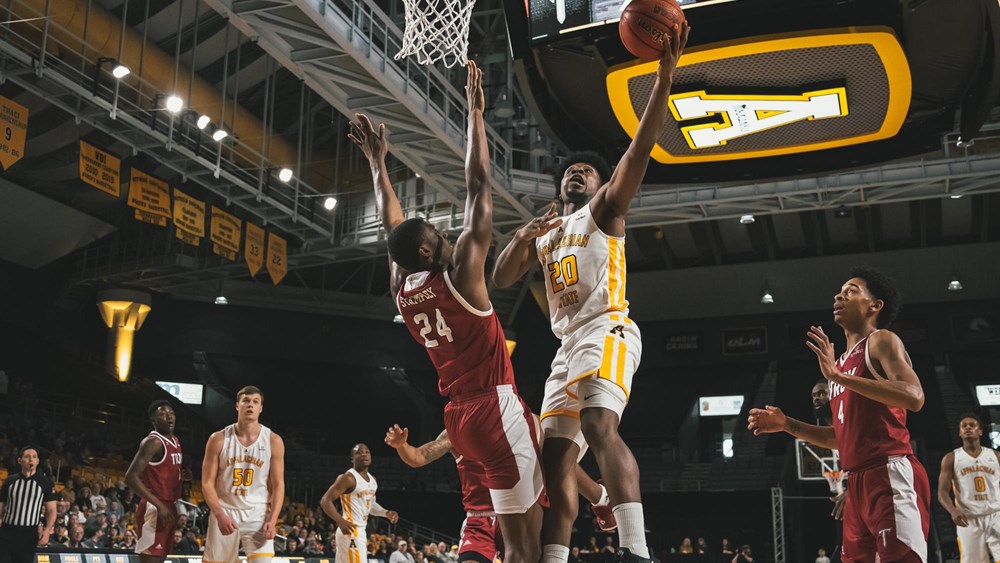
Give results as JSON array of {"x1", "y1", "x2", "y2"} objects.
[
  {"x1": 135, "y1": 499, "x2": 176, "y2": 556},
  {"x1": 842, "y1": 455, "x2": 930, "y2": 563},
  {"x1": 459, "y1": 515, "x2": 502, "y2": 563},
  {"x1": 444, "y1": 384, "x2": 544, "y2": 515}
]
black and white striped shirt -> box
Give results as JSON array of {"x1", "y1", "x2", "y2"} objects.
[{"x1": 0, "y1": 471, "x2": 56, "y2": 527}]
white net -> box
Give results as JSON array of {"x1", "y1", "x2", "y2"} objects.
[
  {"x1": 823, "y1": 470, "x2": 845, "y2": 495},
  {"x1": 395, "y1": 0, "x2": 476, "y2": 67}
]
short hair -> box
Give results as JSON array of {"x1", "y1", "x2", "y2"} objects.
[
  {"x1": 387, "y1": 217, "x2": 432, "y2": 272},
  {"x1": 17, "y1": 445, "x2": 38, "y2": 458},
  {"x1": 849, "y1": 266, "x2": 901, "y2": 328},
  {"x1": 237, "y1": 386, "x2": 264, "y2": 401},
  {"x1": 551, "y1": 151, "x2": 614, "y2": 196},
  {"x1": 351, "y1": 443, "x2": 368, "y2": 458},
  {"x1": 960, "y1": 412, "x2": 983, "y2": 427},
  {"x1": 148, "y1": 400, "x2": 172, "y2": 419}
]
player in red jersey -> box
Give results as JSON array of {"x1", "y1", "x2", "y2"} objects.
[
  {"x1": 384, "y1": 423, "x2": 614, "y2": 563},
  {"x1": 126, "y1": 400, "x2": 183, "y2": 563},
  {"x1": 748, "y1": 266, "x2": 929, "y2": 563},
  {"x1": 348, "y1": 60, "x2": 542, "y2": 563}
]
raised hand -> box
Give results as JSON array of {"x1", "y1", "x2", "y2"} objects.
[
  {"x1": 657, "y1": 20, "x2": 690, "y2": 82},
  {"x1": 466, "y1": 60, "x2": 484, "y2": 114},
  {"x1": 747, "y1": 405, "x2": 788, "y2": 436},
  {"x1": 806, "y1": 326, "x2": 840, "y2": 381},
  {"x1": 348, "y1": 113, "x2": 388, "y2": 164},
  {"x1": 515, "y1": 202, "x2": 563, "y2": 242},
  {"x1": 385, "y1": 424, "x2": 409, "y2": 449}
]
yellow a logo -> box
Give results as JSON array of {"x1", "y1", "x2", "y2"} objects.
[{"x1": 669, "y1": 87, "x2": 849, "y2": 149}]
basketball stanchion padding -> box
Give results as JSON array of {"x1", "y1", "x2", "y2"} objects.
[{"x1": 395, "y1": 0, "x2": 476, "y2": 67}]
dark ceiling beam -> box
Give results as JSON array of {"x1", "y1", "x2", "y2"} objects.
[{"x1": 856, "y1": 206, "x2": 874, "y2": 253}]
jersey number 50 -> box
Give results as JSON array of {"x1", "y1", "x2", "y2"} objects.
[{"x1": 232, "y1": 468, "x2": 254, "y2": 487}]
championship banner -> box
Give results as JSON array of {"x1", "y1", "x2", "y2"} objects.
[
  {"x1": 172, "y1": 188, "x2": 206, "y2": 246},
  {"x1": 244, "y1": 221, "x2": 265, "y2": 277},
  {"x1": 210, "y1": 206, "x2": 242, "y2": 261},
  {"x1": 266, "y1": 231, "x2": 287, "y2": 285},
  {"x1": 127, "y1": 168, "x2": 171, "y2": 226},
  {"x1": 0, "y1": 95, "x2": 28, "y2": 170},
  {"x1": 79, "y1": 141, "x2": 121, "y2": 196}
]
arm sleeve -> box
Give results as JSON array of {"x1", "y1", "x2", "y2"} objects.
[
  {"x1": 370, "y1": 501, "x2": 387, "y2": 517},
  {"x1": 43, "y1": 477, "x2": 58, "y2": 502}
]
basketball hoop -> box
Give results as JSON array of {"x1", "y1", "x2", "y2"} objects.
[
  {"x1": 395, "y1": 0, "x2": 475, "y2": 67},
  {"x1": 823, "y1": 470, "x2": 845, "y2": 495}
]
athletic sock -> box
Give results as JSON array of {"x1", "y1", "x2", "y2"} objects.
[
  {"x1": 614, "y1": 502, "x2": 649, "y2": 558},
  {"x1": 542, "y1": 544, "x2": 570, "y2": 563},
  {"x1": 594, "y1": 484, "x2": 610, "y2": 506}
]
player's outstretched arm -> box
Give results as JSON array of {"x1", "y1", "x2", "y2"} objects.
[
  {"x1": 807, "y1": 327, "x2": 924, "y2": 411},
  {"x1": 319, "y1": 472, "x2": 358, "y2": 535},
  {"x1": 938, "y1": 452, "x2": 968, "y2": 527},
  {"x1": 747, "y1": 405, "x2": 838, "y2": 449},
  {"x1": 348, "y1": 113, "x2": 408, "y2": 294},
  {"x1": 201, "y1": 432, "x2": 238, "y2": 536},
  {"x1": 386, "y1": 426, "x2": 451, "y2": 468},
  {"x1": 492, "y1": 202, "x2": 562, "y2": 288},
  {"x1": 125, "y1": 436, "x2": 174, "y2": 527},
  {"x1": 370, "y1": 499, "x2": 399, "y2": 524},
  {"x1": 594, "y1": 22, "x2": 689, "y2": 225},
  {"x1": 263, "y1": 433, "x2": 285, "y2": 539},
  {"x1": 451, "y1": 60, "x2": 492, "y2": 311}
]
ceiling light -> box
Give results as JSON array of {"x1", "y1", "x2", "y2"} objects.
[
  {"x1": 212, "y1": 129, "x2": 228, "y2": 142},
  {"x1": 278, "y1": 168, "x2": 293, "y2": 182},
  {"x1": 948, "y1": 277, "x2": 963, "y2": 291},
  {"x1": 393, "y1": 314, "x2": 405, "y2": 324},
  {"x1": 323, "y1": 196, "x2": 337, "y2": 210},
  {"x1": 112, "y1": 64, "x2": 130, "y2": 79},
  {"x1": 739, "y1": 214, "x2": 755, "y2": 224},
  {"x1": 196, "y1": 115, "x2": 210, "y2": 129},
  {"x1": 950, "y1": 194, "x2": 963, "y2": 199},
  {"x1": 214, "y1": 295, "x2": 229, "y2": 305},
  {"x1": 834, "y1": 206, "x2": 852, "y2": 219},
  {"x1": 165, "y1": 95, "x2": 183, "y2": 113},
  {"x1": 760, "y1": 290, "x2": 774, "y2": 304}
]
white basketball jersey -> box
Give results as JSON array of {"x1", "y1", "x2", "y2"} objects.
[
  {"x1": 341, "y1": 469, "x2": 377, "y2": 527},
  {"x1": 953, "y1": 446, "x2": 1000, "y2": 516},
  {"x1": 535, "y1": 203, "x2": 629, "y2": 340},
  {"x1": 217, "y1": 424, "x2": 272, "y2": 510}
]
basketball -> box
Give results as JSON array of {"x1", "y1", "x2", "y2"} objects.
[{"x1": 619, "y1": 0, "x2": 686, "y2": 60}]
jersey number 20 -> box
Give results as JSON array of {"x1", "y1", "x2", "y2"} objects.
[
  {"x1": 547, "y1": 255, "x2": 579, "y2": 293},
  {"x1": 414, "y1": 309, "x2": 454, "y2": 348}
]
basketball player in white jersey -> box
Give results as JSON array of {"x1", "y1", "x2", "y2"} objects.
[
  {"x1": 939, "y1": 413, "x2": 1000, "y2": 563},
  {"x1": 320, "y1": 443, "x2": 398, "y2": 563},
  {"x1": 201, "y1": 386, "x2": 286, "y2": 563},
  {"x1": 493, "y1": 22, "x2": 689, "y2": 563}
]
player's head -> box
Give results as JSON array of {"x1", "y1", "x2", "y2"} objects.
[
  {"x1": 236, "y1": 385, "x2": 264, "y2": 421},
  {"x1": 959, "y1": 412, "x2": 984, "y2": 442},
  {"x1": 553, "y1": 151, "x2": 613, "y2": 208},
  {"x1": 148, "y1": 400, "x2": 175, "y2": 434},
  {"x1": 812, "y1": 380, "x2": 831, "y2": 422},
  {"x1": 833, "y1": 266, "x2": 901, "y2": 329},
  {"x1": 17, "y1": 445, "x2": 39, "y2": 473},
  {"x1": 387, "y1": 217, "x2": 453, "y2": 273},
  {"x1": 351, "y1": 443, "x2": 372, "y2": 470}
]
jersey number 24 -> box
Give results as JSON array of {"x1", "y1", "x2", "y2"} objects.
[{"x1": 414, "y1": 309, "x2": 454, "y2": 348}]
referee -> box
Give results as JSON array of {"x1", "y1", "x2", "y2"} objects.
[{"x1": 0, "y1": 446, "x2": 57, "y2": 563}]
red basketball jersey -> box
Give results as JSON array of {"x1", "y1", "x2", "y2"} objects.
[
  {"x1": 397, "y1": 268, "x2": 515, "y2": 399},
  {"x1": 830, "y1": 330, "x2": 912, "y2": 471},
  {"x1": 141, "y1": 431, "x2": 183, "y2": 503},
  {"x1": 455, "y1": 455, "x2": 493, "y2": 513}
]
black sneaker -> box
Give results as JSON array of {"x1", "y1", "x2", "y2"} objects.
[{"x1": 616, "y1": 548, "x2": 659, "y2": 563}]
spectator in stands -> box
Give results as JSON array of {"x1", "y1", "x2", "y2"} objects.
[
  {"x1": 120, "y1": 529, "x2": 138, "y2": 551},
  {"x1": 67, "y1": 524, "x2": 85, "y2": 549},
  {"x1": 731, "y1": 545, "x2": 753, "y2": 563},
  {"x1": 424, "y1": 542, "x2": 440, "y2": 563},
  {"x1": 414, "y1": 550, "x2": 425, "y2": 563},
  {"x1": 601, "y1": 537, "x2": 616, "y2": 556},
  {"x1": 436, "y1": 542, "x2": 451, "y2": 563},
  {"x1": 174, "y1": 528, "x2": 200, "y2": 554},
  {"x1": 391, "y1": 540, "x2": 415, "y2": 563},
  {"x1": 81, "y1": 521, "x2": 104, "y2": 548},
  {"x1": 585, "y1": 536, "x2": 599, "y2": 553},
  {"x1": 50, "y1": 523, "x2": 69, "y2": 546},
  {"x1": 569, "y1": 546, "x2": 584, "y2": 563},
  {"x1": 679, "y1": 538, "x2": 694, "y2": 554},
  {"x1": 696, "y1": 538, "x2": 707, "y2": 555},
  {"x1": 719, "y1": 538, "x2": 733, "y2": 556},
  {"x1": 108, "y1": 499, "x2": 124, "y2": 521},
  {"x1": 815, "y1": 548, "x2": 830, "y2": 563},
  {"x1": 287, "y1": 538, "x2": 301, "y2": 555}
]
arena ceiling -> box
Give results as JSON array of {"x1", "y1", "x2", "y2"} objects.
[{"x1": 0, "y1": 0, "x2": 998, "y2": 323}]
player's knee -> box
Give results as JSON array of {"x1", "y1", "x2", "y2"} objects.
[{"x1": 580, "y1": 411, "x2": 619, "y2": 446}]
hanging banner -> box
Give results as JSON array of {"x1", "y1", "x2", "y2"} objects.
[
  {"x1": 245, "y1": 222, "x2": 265, "y2": 277},
  {"x1": 79, "y1": 141, "x2": 121, "y2": 196},
  {"x1": 172, "y1": 188, "x2": 206, "y2": 246},
  {"x1": 176, "y1": 228, "x2": 200, "y2": 246},
  {"x1": 0, "y1": 95, "x2": 28, "y2": 170},
  {"x1": 127, "y1": 168, "x2": 171, "y2": 226},
  {"x1": 211, "y1": 206, "x2": 241, "y2": 261},
  {"x1": 266, "y1": 231, "x2": 287, "y2": 285}
]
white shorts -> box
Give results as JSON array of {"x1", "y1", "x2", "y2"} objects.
[
  {"x1": 203, "y1": 506, "x2": 274, "y2": 563},
  {"x1": 957, "y1": 511, "x2": 1000, "y2": 563},
  {"x1": 540, "y1": 313, "x2": 641, "y2": 450},
  {"x1": 336, "y1": 528, "x2": 368, "y2": 563}
]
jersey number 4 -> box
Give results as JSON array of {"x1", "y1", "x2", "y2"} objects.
[
  {"x1": 414, "y1": 309, "x2": 454, "y2": 348},
  {"x1": 232, "y1": 468, "x2": 254, "y2": 487}
]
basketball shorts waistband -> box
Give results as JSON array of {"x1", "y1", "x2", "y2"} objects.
[
  {"x1": 466, "y1": 510, "x2": 496, "y2": 518},
  {"x1": 449, "y1": 384, "x2": 517, "y2": 404}
]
